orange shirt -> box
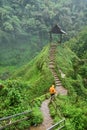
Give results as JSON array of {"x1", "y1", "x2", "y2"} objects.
[{"x1": 49, "y1": 86, "x2": 56, "y2": 94}]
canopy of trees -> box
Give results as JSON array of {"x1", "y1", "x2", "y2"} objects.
[{"x1": 0, "y1": 0, "x2": 87, "y2": 44}]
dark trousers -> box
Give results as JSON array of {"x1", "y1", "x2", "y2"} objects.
[{"x1": 50, "y1": 94, "x2": 55, "y2": 100}]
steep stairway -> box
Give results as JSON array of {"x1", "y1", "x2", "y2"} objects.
[{"x1": 49, "y1": 44, "x2": 67, "y2": 95}]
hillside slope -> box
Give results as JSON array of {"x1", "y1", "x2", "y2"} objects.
[
  {"x1": 12, "y1": 26, "x2": 87, "y2": 98},
  {"x1": 0, "y1": 27, "x2": 87, "y2": 129},
  {"x1": 12, "y1": 45, "x2": 54, "y2": 97}
]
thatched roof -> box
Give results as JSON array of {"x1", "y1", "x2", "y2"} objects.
[{"x1": 50, "y1": 24, "x2": 66, "y2": 34}]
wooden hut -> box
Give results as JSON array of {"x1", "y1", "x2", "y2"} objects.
[{"x1": 49, "y1": 24, "x2": 66, "y2": 43}]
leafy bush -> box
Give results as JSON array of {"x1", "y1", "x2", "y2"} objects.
[{"x1": 31, "y1": 107, "x2": 43, "y2": 125}]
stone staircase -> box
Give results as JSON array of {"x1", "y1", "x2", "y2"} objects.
[
  {"x1": 49, "y1": 44, "x2": 67, "y2": 95},
  {"x1": 30, "y1": 44, "x2": 67, "y2": 130}
]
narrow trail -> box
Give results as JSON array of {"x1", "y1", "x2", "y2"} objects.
[
  {"x1": 30, "y1": 99, "x2": 52, "y2": 130},
  {"x1": 30, "y1": 44, "x2": 67, "y2": 130}
]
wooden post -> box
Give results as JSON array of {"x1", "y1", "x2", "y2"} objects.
[
  {"x1": 59, "y1": 34, "x2": 62, "y2": 43},
  {"x1": 50, "y1": 32, "x2": 52, "y2": 43}
]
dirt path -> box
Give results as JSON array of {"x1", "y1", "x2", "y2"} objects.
[{"x1": 30, "y1": 99, "x2": 53, "y2": 130}]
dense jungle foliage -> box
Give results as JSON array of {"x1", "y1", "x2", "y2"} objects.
[
  {"x1": 0, "y1": 0, "x2": 87, "y2": 41},
  {"x1": 0, "y1": 0, "x2": 87, "y2": 70},
  {"x1": 0, "y1": 0, "x2": 87, "y2": 130}
]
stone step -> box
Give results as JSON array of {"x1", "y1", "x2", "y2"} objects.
[
  {"x1": 49, "y1": 61, "x2": 54, "y2": 64},
  {"x1": 49, "y1": 62, "x2": 54, "y2": 64},
  {"x1": 50, "y1": 54, "x2": 55, "y2": 57},
  {"x1": 54, "y1": 75, "x2": 59, "y2": 77},
  {"x1": 53, "y1": 74, "x2": 59, "y2": 77},
  {"x1": 50, "y1": 52, "x2": 56, "y2": 54},
  {"x1": 52, "y1": 72, "x2": 57, "y2": 74},
  {"x1": 53, "y1": 75, "x2": 58, "y2": 78},
  {"x1": 49, "y1": 65, "x2": 55, "y2": 69},
  {"x1": 56, "y1": 84, "x2": 62, "y2": 87},
  {"x1": 50, "y1": 44, "x2": 57, "y2": 46},
  {"x1": 52, "y1": 72, "x2": 57, "y2": 75},
  {"x1": 50, "y1": 48, "x2": 56, "y2": 50},
  {"x1": 49, "y1": 59, "x2": 55, "y2": 62},
  {"x1": 50, "y1": 47, "x2": 57, "y2": 49},
  {"x1": 55, "y1": 79, "x2": 60, "y2": 82},
  {"x1": 50, "y1": 47, "x2": 56, "y2": 48},
  {"x1": 49, "y1": 56, "x2": 55, "y2": 58},
  {"x1": 49, "y1": 61, "x2": 55, "y2": 63},
  {"x1": 50, "y1": 50, "x2": 56, "y2": 52},
  {"x1": 49, "y1": 59, "x2": 55, "y2": 61},
  {"x1": 49, "y1": 48, "x2": 56, "y2": 51},
  {"x1": 50, "y1": 51, "x2": 56, "y2": 53},
  {"x1": 49, "y1": 57, "x2": 55, "y2": 59},
  {"x1": 49, "y1": 55, "x2": 55, "y2": 57},
  {"x1": 49, "y1": 60, "x2": 54, "y2": 62},
  {"x1": 49, "y1": 52, "x2": 56, "y2": 54},
  {"x1": 49, "y1": 63, "x2": 54, "y2": 65},
  {"x1": 50, "y1": 46, "x2": 56, "y2": 48},
  {"x1": 51, "y1": 70, "x2": 55, "y2": 73},
  {"x1": 53, "y1": 74, "x2": 58, "y2": 76},
  {"x1": 55, "y1": 81, "x2": 61, "y2": 84}
]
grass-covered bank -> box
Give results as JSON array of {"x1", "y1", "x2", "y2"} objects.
[
  {"x1": 0, "y1": 45, "x2": 53, "y2": 129},
  {"x1": 49, "y1": 95, "x2": 87, "y2": 130},
  {"x1": 12, "y1": 45, "x2": 54, "y2": 97},
  {"x1": 0, "y1": 79, "x2": 51, "y2": 129}
]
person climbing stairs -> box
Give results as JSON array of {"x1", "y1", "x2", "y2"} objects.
[{"x1": 49, "y1": 44, "x2": 67, "y2": 95}]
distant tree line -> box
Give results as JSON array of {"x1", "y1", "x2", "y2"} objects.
[{"x1": 0, "y1": 0, "x2": 87, "y2": 44}]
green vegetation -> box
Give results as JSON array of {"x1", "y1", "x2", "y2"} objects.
[
  {"x1": 49, "y1": 95, "x2": 87, "y2": 130},
  {"x1": 0, "y1": 27, "x2": 87, "y2": 129},
  {"x1": 0, "y1": 0, "x2": 87, "y2": 129},
  {"x1": 0, "y1": 45, "x2": 53, "y2": 129},
  {"x1": 0, "y1": 0, "x2": 87, "y2": 43},
  {"x1": 0, "y1": 0, "x2": 87, "y2": 77},
  {"x1": 12, "y1": 45, "x2": 54, "y2": 98},
  {"x1": 0, "y1": 78, "x2": 49, "y2": 129},
  {"x1": 0, "y1": 39, "x2": 41, "y2": 79}
]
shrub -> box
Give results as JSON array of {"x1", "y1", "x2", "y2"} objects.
[{"x1": 31, "y1": 107, "x2": 43, "y2": 125}]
